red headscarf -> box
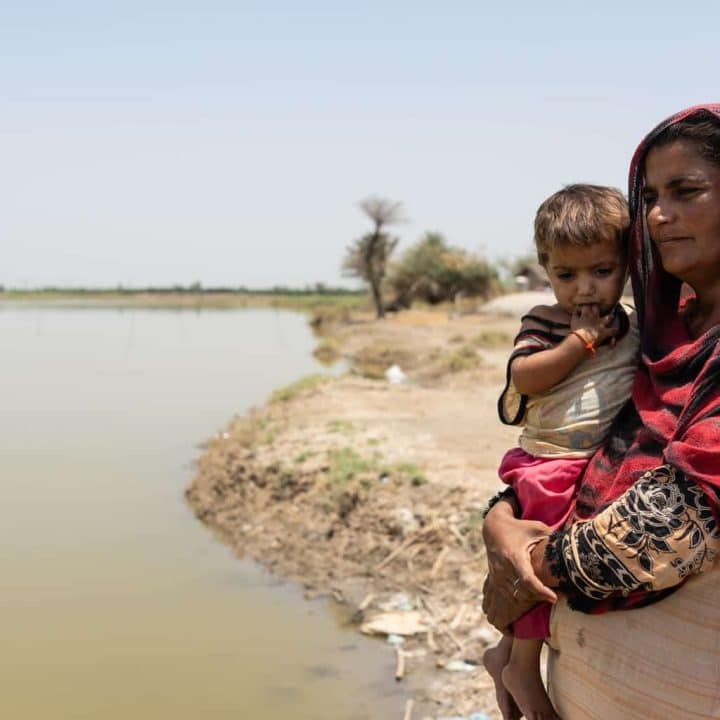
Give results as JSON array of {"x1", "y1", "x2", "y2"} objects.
[{"x1": 574, "y1": 104, "x2": 720, "y2": 524}]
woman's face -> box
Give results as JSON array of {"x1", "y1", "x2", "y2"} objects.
[{"x1": 643, "y1": 140, "x2": 720, "y2": 288}]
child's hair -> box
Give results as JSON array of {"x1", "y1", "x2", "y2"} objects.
[{"x1": 534, "y1": 184, "x2": 630, "y2": 265}]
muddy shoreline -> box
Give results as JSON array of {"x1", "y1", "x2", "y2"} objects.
[{"x1": 186, "y1": 301, "x2": 540, "y2": 719}]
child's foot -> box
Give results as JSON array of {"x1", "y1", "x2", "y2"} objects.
[
  {"x1": 502, "y1": 658, "x2": 560, "y2": 720},
  {"x1": 483, "y1": 639, "x2": 520, "y2": 720}
]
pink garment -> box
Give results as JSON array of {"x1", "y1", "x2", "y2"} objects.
[{"x1": 498, "y1": 447, "x2": 589, "y2": 639}]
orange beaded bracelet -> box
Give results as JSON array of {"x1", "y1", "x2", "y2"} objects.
[{"x1": 570, "y1": 330, "x2": 597, "y2": 357}]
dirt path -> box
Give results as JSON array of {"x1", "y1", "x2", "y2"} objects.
[{"x1": 186, "y1": 300, "x2": 542, "y2": 719}]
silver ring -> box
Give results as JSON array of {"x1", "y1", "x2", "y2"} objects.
[{"x1": 512, "y1": 587, "x2": 519, "y2": 599}]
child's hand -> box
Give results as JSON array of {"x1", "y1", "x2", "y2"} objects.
[{"x1": 570, "y1": 304, "x2": 619, "y2": 347}]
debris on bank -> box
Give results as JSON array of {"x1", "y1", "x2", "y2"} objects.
[{"x1": 186, "y1": 309, "x2": 520, "y2": 718}]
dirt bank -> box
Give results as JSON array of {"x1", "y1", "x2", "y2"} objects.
[{"x1": 186, "y1": 301, "x2": 538, "y2": 719}]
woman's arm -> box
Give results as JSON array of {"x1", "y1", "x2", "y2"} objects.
[
  {"x1": 531, "y1": 464, "x2": 720, "y2": 607},
  {"x1": 481, "y1": 495, "x2": 558, "y2": 630}
]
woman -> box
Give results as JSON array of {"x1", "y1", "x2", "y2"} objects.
[{"x1": 482, "y1": 103, "x2": 720, "y2": 720}]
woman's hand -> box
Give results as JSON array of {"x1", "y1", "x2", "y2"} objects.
[{"x1": 481, "y1": 498, "x2": 557, "y2": 631}]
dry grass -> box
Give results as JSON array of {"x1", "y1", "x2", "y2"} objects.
[
  {"x1": 469, "y1": 330, "x2": 513, "y2": 348},
  {"x1": 312, "y1": 338, "x2": 342, "y2": 365}
]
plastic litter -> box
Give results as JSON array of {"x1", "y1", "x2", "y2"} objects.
[
  {"x1": 385, "y1": 364, "x2": 407, "y2": 384},
  {"x1": 403, "y1": 647, "x2": 427, "y2": 659},
  {"x1": 444, "y1": 659, "x2": 477, "y2": 673},
  {"x1": 360, "y1": 610, "x2": 430, "y2": 637},
  {"x1": 386, "y1": 633, "x2": 405, "y2": 646},
  {"x1": 389, "y1": 507, "x2": 419, "y2": 535},
  {"x1": 377, "y1": 593, "x2": 415, "y2": 612},
  {"x1": 468, "y1": 625, "x2": 501, "y2": 646}
]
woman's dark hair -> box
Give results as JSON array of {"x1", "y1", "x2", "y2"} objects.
[{"x1": 650, "y1": 112, "x2": 720, "y2": 168}]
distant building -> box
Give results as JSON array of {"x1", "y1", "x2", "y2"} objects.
[{"x1": 513, "y1": 261, "x2": 549, "y2": 291}]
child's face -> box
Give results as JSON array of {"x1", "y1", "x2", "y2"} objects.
[{"x1": 544, "y1": 235, "x2": 627, "y2": 316}]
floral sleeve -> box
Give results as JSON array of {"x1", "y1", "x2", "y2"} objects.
[{"x1": 545, "y1": 465, "x2": 720, "y2": 608}]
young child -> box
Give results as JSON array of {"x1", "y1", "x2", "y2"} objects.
[{"x1": 483, "y1": 184, "x2": 639, "y2": 720}]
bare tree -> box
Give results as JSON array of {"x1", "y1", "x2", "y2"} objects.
[{"x1": 343, "y1": 197, "x2": 404, "y2": 318}]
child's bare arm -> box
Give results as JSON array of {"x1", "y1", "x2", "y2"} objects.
[
  {"x1": 511, "y1": 304, "x2": 618, "y2": 396},
  {"x1": 511, "y1": 334, "x2": 589, "y2": 395}
]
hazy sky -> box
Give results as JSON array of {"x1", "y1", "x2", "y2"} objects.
[{"x1": 3, "y1": 1, "x2": 718, "y2": 288}]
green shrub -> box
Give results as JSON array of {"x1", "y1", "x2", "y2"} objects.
[
  {"x1": 327, "y1": 447, "x2": 378, "y2": 484},
  {"x1": 387, "y1": 232, "x2": 500, "y2": 306},
  {"x1": 270, "y1": 374, "x2": 329, "y2": 403}
]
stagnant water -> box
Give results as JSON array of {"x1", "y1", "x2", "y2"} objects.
[{"x1": 1, "y1": 306, "x2": 408, "y2": 719}]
